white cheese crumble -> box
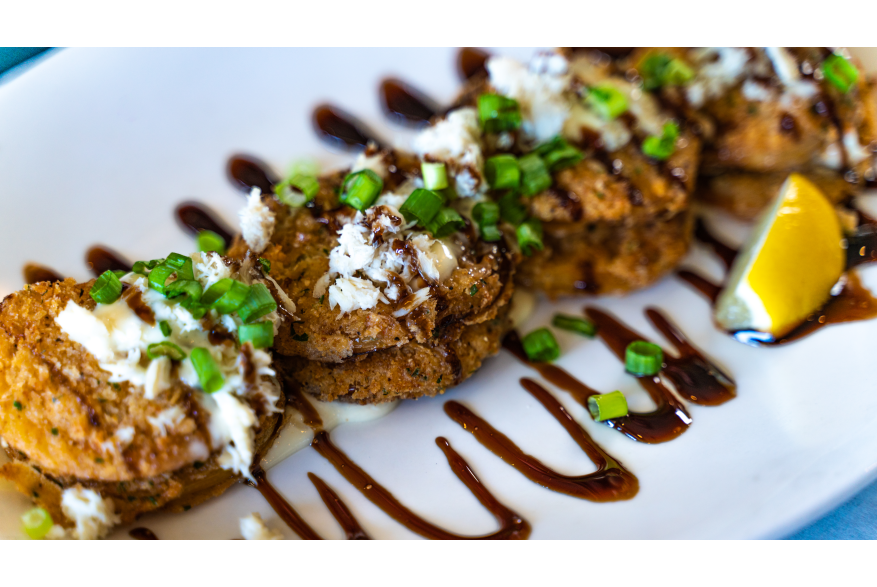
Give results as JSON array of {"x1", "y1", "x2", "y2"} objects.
[
  {"x1": 54, "y1": 252, "x2": 282, "y2": 482},
  {"x1": 487, "y1": 54, "x2": 571, "y2": 143},
  {"x1": 764, "y1": 47, "x2": 801, "y2": 85},
  {"x1": 686, "y1": 47, "x2": 752, "y2": 108},
  {"x1": 240, "y1": 512, "x2": 284, "y2": 540},
  {"x1": 54, "y1": 486, "x2": 121, "y2": 540},
  {"x1": 240, "y1": 187, "x2": 276, "y2": 254},
  {"x1": 351, "y1": 151, "x2": 389, "y2": 179},
  {"x1": 413, "y1": 107, "x2": 485, "y2": 197}
]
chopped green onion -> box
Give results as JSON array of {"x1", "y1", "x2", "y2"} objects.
[
  {"x1": 112, "y1": 270, "x2": 128, "y2": 279},
  {"x1": 552, "y1": 314, "x2": 598, "y2": 338},
  {"x1": 164, "y1": 253, "x2": 194, "y2": 281},
  {"x1": 516, "y1": 218, "x2": 544, "y2": 256},
  {"x1": 13, "y1": 400, "x2": 22, "y2": 411},
  {"x1": 132, "y1": 258, "x2": 165, "y2": 275},
  {"x1": 21, "y1": 507, "x2": 53, "y2": 540},
  {"x1": 190, "y1": 348, "x2": 224, "y2": 393},
  {"x1": 822, "y1": 54, "x2": 859, "y2": 94},
  {"x1": 588, "y1": 391, "x2": 629, "y2": 422},
  {"x1": 201, "y1": 278, "x2": 233, "y2": 305},
  {"x1": 421, "y1": 162, "x2": 448, "y2": 191},
  {"x1": 484, "y1": 154, "x2": 521, "y2": 190},
  {"x1": 238, "y1": 322, "x2": 274, "y2": 349},
  {"x1": 472, "y1": 202, "x2": 500, "y2": 226},
  {"x1": 197, "y1": 230, "x2": 226, "y2": 255},
  {"x1": 164, "y1": 279, "x2": 203, "y2": 302},
  {"x1": 237, "y1": 283, "x2": 277, "y2": 323},
  {"x1": 340, "y1": 169, "x2": 383, "y2": 211},
  {"x1": 258, "y1": 258, "x2": 271, "y2": 274},
  {"x1": 146, "y1": 341, "x2": 187, "y2": 361},
  {"x1": 147, "y1": 264, "x2": 176, "y2": 294},
  {"x1": 276, "y1": 174, "x2": 320, "y2": 207},
  {"x1": 210, "y1": 280, "x2": 251, "y2": 315},
  {"x1": 182, "y1": 297, "x2": 209, "y2": 319},
  {"x1": 585, "y1": 84, "x2": 629, "y2": 120},
  {"x1": 499, "y1": 192, "x2": 528, "y2": 226},
  {"x1": 477, "y1": 93, "x2": 522, "y2": 133},
  {"x1": 625, "y1": 340, "x2": 664, "y2": 376},
  {"x1": 90, "y1": 270, "x2": 123, "y2": 305},
  {"x1": 534, "y1": 137, "x2": 583, "y2": 173},
  {"x1": 521, "y1": 327, "x2": 560, "y2": 362},
  {"x1": 640, "y1": 53, "x2": 694, "y2": 90},
  {"x1": 159, "y1": 321, "x2": 172, "y2": 337},
  {"x1": 642, "y1": 122, "x2": 680, "y2": 161},
  {"x1": 479, "y1": 223, "x2": 502, "y2": 242},
  {"x1": 400, "y1": 188, "x2": 444, "y2": 225},
  {"x1": 518, "y1": 153, "x2": 552, "y2": 196},
  {"x1": 427, "y1": 207, "x2": 466, "y2": 238}
]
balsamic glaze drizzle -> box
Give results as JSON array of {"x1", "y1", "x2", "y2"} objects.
[
  {"x1": 129, "y1": 527, "x2": 159, "y2": 540},
  {"x1": 313, "y1": 105, "x2": 383, "y2": 151},
  {"x1": 22, "y1": 264, "x2": 63, "y2": 285},
  {"x1": 380, "y1": 78, "x2": 438, "y2": 126},
  {"x1": 227, "y1": 154, "x2": 278, "y2": 194},
  {"x1": 174, "y1": 202, "x2": 235, "y2": 247},
  {"x1": 85, "y1": 246, "x2": 132, "y2": 277}
]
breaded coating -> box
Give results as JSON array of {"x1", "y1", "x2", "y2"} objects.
[
  {"x1": 276, "y1": 309, "x2": 509, "y2": 404},
  {"x1": 0, "y1": 279, "x2": 284, "y2": 527}
]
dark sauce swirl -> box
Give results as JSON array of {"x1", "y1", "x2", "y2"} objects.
[
  {"x1": 313, "y1": 104, "x2": 383, "y2": 151},
  {"x1": 380, "y1": 78, "x2": 438, "y2": 126},
  {"x1": 174, "y1": 202, "x2": 234, "y2": 247},
  {"x1": 85, "y1": 246, "x2": 132, "y2": 277},
  {"x1": 23, "y1": 263, "x2": 63, "y2": 285},
  {"x1": 227, "y1": 154, "x2": 277, "y2": 194}
]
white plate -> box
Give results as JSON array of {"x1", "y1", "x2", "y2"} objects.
[{"x1": 2, "y1": 48, "x2": 877, "y2": 540}]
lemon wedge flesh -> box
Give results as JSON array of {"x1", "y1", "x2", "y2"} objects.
[{"x1": 715, "y1": 173, "x2": 845, "y2": 338}]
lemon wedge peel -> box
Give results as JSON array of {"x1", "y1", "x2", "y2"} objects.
[{"x1": 715, "y1": 173, "x2": 845, "y2": 338}]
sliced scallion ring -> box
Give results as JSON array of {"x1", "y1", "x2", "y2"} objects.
[
  {"x1": 258, "y1": 258, "x2": 271, "y2": 274},
  {"x1": 427, "y1": 207, "x2": 466, "y2": 238},
  {"x1": 211, "y1": 280, "x2": 252, "y2": 315},
  {"x1": 518, "y1": 153, "x2": 552, "y2": 196},
  {"x1": 477, "y1": 93, "x2": 522, "y2": 133},
  {"x1": 238, "y1": 321, "x2": 274, "y2": 349},
  {"x1": 484, "y1": 154, "x2": 521, "y2": 190},
  {"x1": 822, "y1": 54, "x2": 859, "y2": 94},
  {"x1": 146, "y1": 341, "x2": 187, "y2": 361},
  {"x1": 197, "y1": 230, "x2": 227, "y2": 255},
  {"x1": 499, "y1": 192, "x2": 528, "y2": 226},
  {"x1": 479, "y1": 223, "x2": 502, "y2": 242},
  {"x1": 164, "y1": 278, "x2": 203, "y2": 301},
  {"x1": 625, "y1": 340, "x2": 664, "y2": 376},
  {"x1": 400, "y1": 188, "x2": 444, "y2": 226},
  {"x1": 588, "y1": 391, "x2": 629, "y2": 422},
  {"x1": 164, "y1": 253, "x2": 194, "y2": 281},
  {"x1": 237, "y1": 283, "x2": 277, "y2": 323},
  {"x1": 585, "y1": 84, "x2": 629, "y2": 120},
  {"x1": 642, "y1": 122, "x2": 680, "y2": 161},
  {"x1": 147, "y1": 264, "x2": 176, "y2": 294},
  {"x1": 159, "y1": 320, "x2": 172, "y2": 337},
  {"x1": 182, "y1": 297, "x2": 209, "y2": 319},
  {"x1": 421, "y1": 162, "x2": 448, "y2": 191},
  {"x1": 90, "y1": 270, "x2": 123, "y2": 305},
  {"x1": 534, "y1": 136, "x2": 583, "y2": 172},
  {"x1": 521, "y1": 327, "x2": 560, "y2": 363},
  {"x1": 21, "y1": 507, "x2": 53, "y2": 540},
  {"x1": 472, "y1": 201, "x2": 500, "y2": 227},
  {"x1": 516, "y1": 218, "x2": 544, "y2": 256},
  {"x1": 190, "y1": 347, "x2": 224, "y2": 393},
  {"x1": 340, "y1": 169, "x2": 383, "y2": 211},
  {"x1": 552, "y1": 314, "x2": 597, "y2": 338}
]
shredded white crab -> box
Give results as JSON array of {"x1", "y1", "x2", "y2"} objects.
[
  {"x1": 240, "y1": 187, "x2": 275, "y2": 253},
  {"x1": 44, "y1": 486, "x2": 121, "y2": 540}
]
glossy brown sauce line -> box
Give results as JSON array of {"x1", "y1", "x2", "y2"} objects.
[
  {"x1": 380, "y1": 78, "x2": 438, "y2": 126},
  {"x1": 308, "y1": 472, "x2": 370, "y2": 540},
  {"x1": 313, "y1": 105, "x2": 383, "y2": 151},
  {"x1": 227, "y1": 154, "x2": 277, "y2": 194},
  {"x1": 129, "y1": 527, "x2": 158, "y2": 540},
  {"x1": 284, "y1": 378, "x2": 324, "y2": 430},
  {"x1": 175, "y1": 202, "x2": 235, "y2": 246},
  {"x1": 86, "y1": 246, "x2": 132, "y2": 277},
  {"x1": 444, "y1": 379, "x2": 639, "y2": 501},
  {"x1": 458, "y1": 47, "x2": 489, "y2": 81},
  {"x1": 505, "y1": 329, "x2": 690, "y2": 444},
  {"x1": 311, "y1": 431, "x2": 530, "y2": 540},
  {"x1": 694, "y1": 219, "x2": 738, "y2": 269},
  {"x1": 248, "y1": 467, "x2": 323, "y2": 540},
  {"x1": 22, "y1": 263, "x2": 63, "y2": 285},
  {"x1": 676, "y1": 270, "x2": 722, "y2": 304},
  {"x1": 124, "y1": 288, "x2": 156, "y2": 326}
]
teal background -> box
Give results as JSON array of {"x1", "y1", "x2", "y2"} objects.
[{"x1": 0, "y1": 46, "x2": 874, "y2": 540}]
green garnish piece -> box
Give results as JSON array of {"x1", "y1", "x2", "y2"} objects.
[
  {"x1": 197, "y1": 230, "x2": 227, "y2": 255},
  {"x1": 516, "y1": 218, "x2": 544, "y2": 256},
  {"x1": 146, "y1": 341, "x2": 187, "y2": 361},
  {"x1": 585, "y1": 83, "x2": 629, "y2": 120},
  {"x1": 484, "y1": 154, "x2": 521, "y2": 190},
  {"x1": 477, "y1": 93, "x2": 522, "y2": 134},
  {"x1": 21, "y1": 507, "x2": 53, "y2": 540},
  {"x1": 164, "y1": 253, "x2": 194, "y2": 281},
  {"x1": 164, "y1": 279, "x2": 203, "y2": 302},
  {"x1": 421, "y1": 162, "x2": 448, "y2": 191},
  {"x1": 642, "y1": 122, "x2": 680, "y2": 161},
  {"x1": 340, "y1": 169, "x2": 383, "y2": 211},
  {"x1": 588, "y1": 391, "x2": 629, "y2": 422},
  {"x1": 521, "y1": 327, "x2": 560, "y2": 363},
  {"x1": 239, "y1": 322, "x2": 274, "y2": 349},
  {"x1": 426, "y1": 207, "x2": 465, "y2": 238},
  {"x1": 640, "y1": 53, "x2": 694, "y2": 90},
  {"x1": 237, "y1": 283, "x2": 277, "y2": 324},
  {"x1": 400, "y1": 188, "x2": 444, "y2": 226},
  {"x1": 625, "y1": 340, "x2": 664, "y2": 376},
  {"x1": 552, "y1": 314, "x2": 597, "y2": 338},
  {"x1": 90, "y1": 270, "x2": 123, "y2": 305},
  {"x1": 822, "y1": 54, "x2": 859, "y2": 94},
  {"x1": 258, "y1": 258, "x2": 271, "y2": 274},
  {"x1": 518, "y1": 153, "x2": 552, "y2": 196},
  {"x1": 190, "y1": 348, "x2": 224, "y2": 393},
  {"x1": 159, "y1": 320, "x2": 172, "y2": 337}
]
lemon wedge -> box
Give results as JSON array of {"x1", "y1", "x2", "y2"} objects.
[{"x1": 715, "y1": 173, "x2": 845, "y2": 338}]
